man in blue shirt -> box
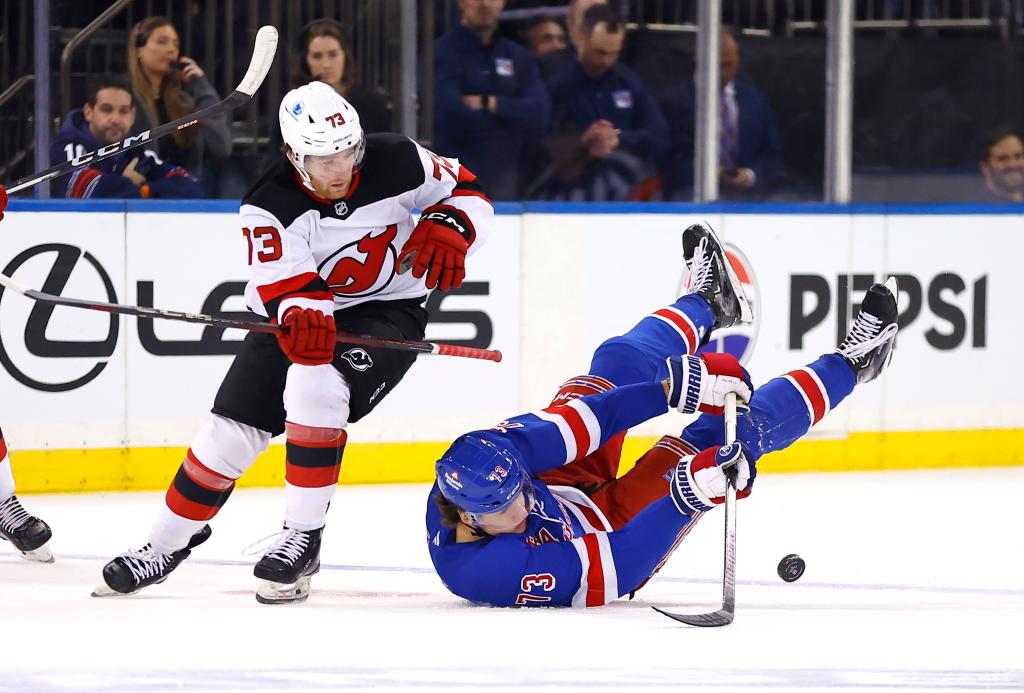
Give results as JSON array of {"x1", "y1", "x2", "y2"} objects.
[
  {"x1": 536, "y1": 4, "x2": 670, "y2": 201},
  {"x1": 50, "y1": 75, "x2": 202, "y2": 200},
  {"x1": 433, "y1": 0, "x2": 551, "y2": 200}
]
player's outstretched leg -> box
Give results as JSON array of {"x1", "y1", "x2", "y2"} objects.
[
  {"x1": 253, "y1": 525, "x2": 324, "y2": 604},
  {"x1": 682, "y1": 278, "x2": 899, "y2": 459},
  {"x1": 681, "y1": 222, "x2": 753, "y2": 329},
  {"x1": 0, "y1": 495, "x2": 53, "y2": 563},
  {"x1": 94, "y1": 524, "x2": 212, "y2": 597}
]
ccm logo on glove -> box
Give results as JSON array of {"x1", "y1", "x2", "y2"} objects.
[{"x1": 398, "y1": 205, "x2": 475, "y2": 292}]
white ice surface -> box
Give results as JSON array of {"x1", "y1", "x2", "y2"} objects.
[{"x1": 2, "y1": 468, "x2": 1023, "y2": 692}]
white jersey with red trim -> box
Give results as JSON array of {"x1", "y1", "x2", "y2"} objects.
[
  {"x1": 425, "y1": 380, "x2": 700, "y2": 608},
  {"x1": 239, "y1": 133, "x2": 493, "y2": 320}
]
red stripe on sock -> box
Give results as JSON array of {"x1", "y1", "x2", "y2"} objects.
[
  {"x1": 285, "y1": 463, "x2": 341, "y2": 488},
  {"x1": 788, "y1": 368, "x2": 826, "y2": 424},
  {"x1": 653, "y1": 308, "x2": 697, "y2": 354},
  {"x1": 165, "y1": 485, "x2": 220, "y2": 521},
  {"x1": 183, "y1": 450, "x2": 235, "y2": 491}
]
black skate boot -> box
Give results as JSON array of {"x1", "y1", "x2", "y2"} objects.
[
  {"x1": 0, "y1": 495, "x2": 54, "y2": 563},
  {"x1": 92, "y1": 524, "x2": 212, "y2": 597},
  {"x1": 682, "y1": 223, "x2": 753, "y2": 329},
  {"x1": 836, "y1": 277, "x2": 899, "y2": 384},
  {"x1": 253, "y1": 526, "x2": 323, "y2": 604}
]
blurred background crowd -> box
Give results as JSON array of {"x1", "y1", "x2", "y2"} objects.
[{"x1": 1, "y1": 0, "x2": 1023, "y2": 204}]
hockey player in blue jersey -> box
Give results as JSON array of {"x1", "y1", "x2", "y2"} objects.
[{"x1": 426, "y1": 223, "x2": 900, "y2": 608}]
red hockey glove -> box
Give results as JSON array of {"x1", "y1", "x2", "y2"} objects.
[
  {"x1": 276, "y1": 307, "x2": 337, "y2": 366},
  {"x1": 670, "y1": 443, "x2": 755, "y2": 515},
  {"x1": 0, "y1": 184, "x2": 8, "y2": 222},
  {"x1": 398, "y1": 205, "x2": 474, "y2": 292},
  {"x1": 666, "y1": 352, "x2": 753, "y2": 415}
]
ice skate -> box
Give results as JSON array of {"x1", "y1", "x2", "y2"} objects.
[
  {"x1": 836, "y1": 277, "x2": 899, "y2": 384},
  {"x1": 92, "y1": 524, "x2": 212, "y2": 597},
  {"x1": 681, "y1": 223, "x2": 753, "y2": 329},
  {"x1": 253, "y1": 526, "x2": 322, "y2": 604},
  {"x1": 0, "y1": 495, "x2": 54, "y2": 563}
]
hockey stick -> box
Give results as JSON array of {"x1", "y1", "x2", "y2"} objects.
[
  {"x1": 652, "y1": 391, "x2": 738, "y2": 627},
  {"x1": 1, "y1": 26, "x2": 278, "y2": 197},
  {"x1": 0, "y1": 272, "x2": 503, "y2": 363}
]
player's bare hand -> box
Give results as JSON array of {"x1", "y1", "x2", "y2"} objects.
[
  {"x1": 178, "y1": 56, "x2": 204, "y2": 83},
  {"x1": 122, "y1": 158, "x2": 146, "y2": 187}
]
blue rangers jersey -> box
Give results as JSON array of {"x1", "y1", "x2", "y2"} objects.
[{"x1": 426, "y1": 381, "x2": 701, "y2": 607}]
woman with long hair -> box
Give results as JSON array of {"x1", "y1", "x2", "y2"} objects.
[
  {"x1": 128, "y1": 16, "x2": 232, "y2": 183},
  {"x1": 291, "y1": 19, "x2": 391, "y2": 133},
  {"x1": 261, "y1": 19, "x2": 391, "y2": 174}
]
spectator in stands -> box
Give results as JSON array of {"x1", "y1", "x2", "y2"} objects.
[
  {"x1": 260, "y1": 19, "x2": 393, "y2": 175},
  {"x1": 433, "y1": 0, "x2": 551, "y2": 200},
  {"x1": 975, "y1": 129, "x2": 1024, "y2": 203},
  {"x1": 525, "y1": 16, "x2": 568, "y2": 58},
  {"x1": 292, "y1": 19, "x2": 392, "y2": 134},
  {"x1": 128, "y1": 16, "x2": 231, "y2": 185},
  {"x1": 530, "y1": 4, "x2": 669, "y2": 201},
  {"x1": 50, "y1": 74, "x2": 202, "y2": 199},
  {"x1": 538, "y1": 0, "x2": 608, "y2": 80},
  {"x1": 664, "y1": 27, "x2": 783, "y2": 200}
]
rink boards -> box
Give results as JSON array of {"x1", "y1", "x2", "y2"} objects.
[{"x1": 1, "y1": 200, "x2": 1021, "y2": 492}]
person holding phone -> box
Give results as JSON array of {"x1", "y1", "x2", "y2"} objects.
[{"x1": 127, "y1": 16, "x2": 232, "y2": 185}]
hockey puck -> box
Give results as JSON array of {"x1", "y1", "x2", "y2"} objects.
[{"x1": 777, "y1": 554, "x2": 805, "y2": 582}]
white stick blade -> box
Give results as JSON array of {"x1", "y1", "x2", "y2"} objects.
[{"x1": 236, "y1": 25, "x2": 279, "y2": 96}]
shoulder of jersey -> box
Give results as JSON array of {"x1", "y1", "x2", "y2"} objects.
[
  {"x1": 358, "y1": 133, "x2": 427, "y2": 199},
  {"x1": 242, "y1": 157, "x2": 314, "y2": 228},
  {"x1": 241, "y1": 135, "x2": 427, "y2": 226}
]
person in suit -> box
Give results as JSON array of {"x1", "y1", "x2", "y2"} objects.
[{"x1": 664, "y1": 27, "x2": 783, "y2": 200}]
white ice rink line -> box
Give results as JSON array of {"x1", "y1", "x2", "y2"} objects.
[{"x1": 2, "y1": 469, "x2": 1023, "y2": 693}]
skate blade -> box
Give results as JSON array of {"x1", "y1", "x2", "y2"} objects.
[
  {"x1": 91, "y1": 584, "x2": 138, "y2": 598},
  {"x1": 20, "y1": 544, "x2": 54, "y2": 563},
  {"x1": 721, "y1": 255, "x2": 754, "y2": 324},
  {"x1": 255, "y1": 576, "x2": 312, "y2": 604}
]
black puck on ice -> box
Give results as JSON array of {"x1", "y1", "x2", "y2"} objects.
[{"x1": 777, "y1": 554, "x2": 805, "y2": 582}]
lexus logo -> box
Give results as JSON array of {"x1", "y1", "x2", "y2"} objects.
[{"x1": 0, "y1": 244, "x2": 119, "y2": 392}]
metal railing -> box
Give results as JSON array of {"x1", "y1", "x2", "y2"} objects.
[
  {"x1": 59, "y1": 0, "x2": 134, "y2": 118},
  {"x1": 787, "y1": 0, "x2": 1014, "y2": 34},
  {"x1": 0, "y1": 75, "x2": 35, "y2": 181}
]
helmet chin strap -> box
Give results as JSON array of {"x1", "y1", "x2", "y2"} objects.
[{"x1": 287, "y1": 153, "x2": 316, "y2": 192}]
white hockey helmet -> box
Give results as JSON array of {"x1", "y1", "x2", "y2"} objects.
[{"x1": 279, "y1": 81, "x2": 364, "y2": 191}]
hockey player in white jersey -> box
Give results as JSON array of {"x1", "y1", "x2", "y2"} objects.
[{"x1": 98, "y1": 81, "x2": 494, "y2": 602}]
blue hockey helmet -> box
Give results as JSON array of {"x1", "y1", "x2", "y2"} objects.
[{"x1": 435, "y1": 435, "x2": 530, "y2": 517}]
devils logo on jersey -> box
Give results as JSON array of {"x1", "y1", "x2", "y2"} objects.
[
  {"x1": 340, "y1": 348, "x2": 374, "y2": 371},
  {"x1": 319, "y1": 224, "x2": 398, "y2": 299}
]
